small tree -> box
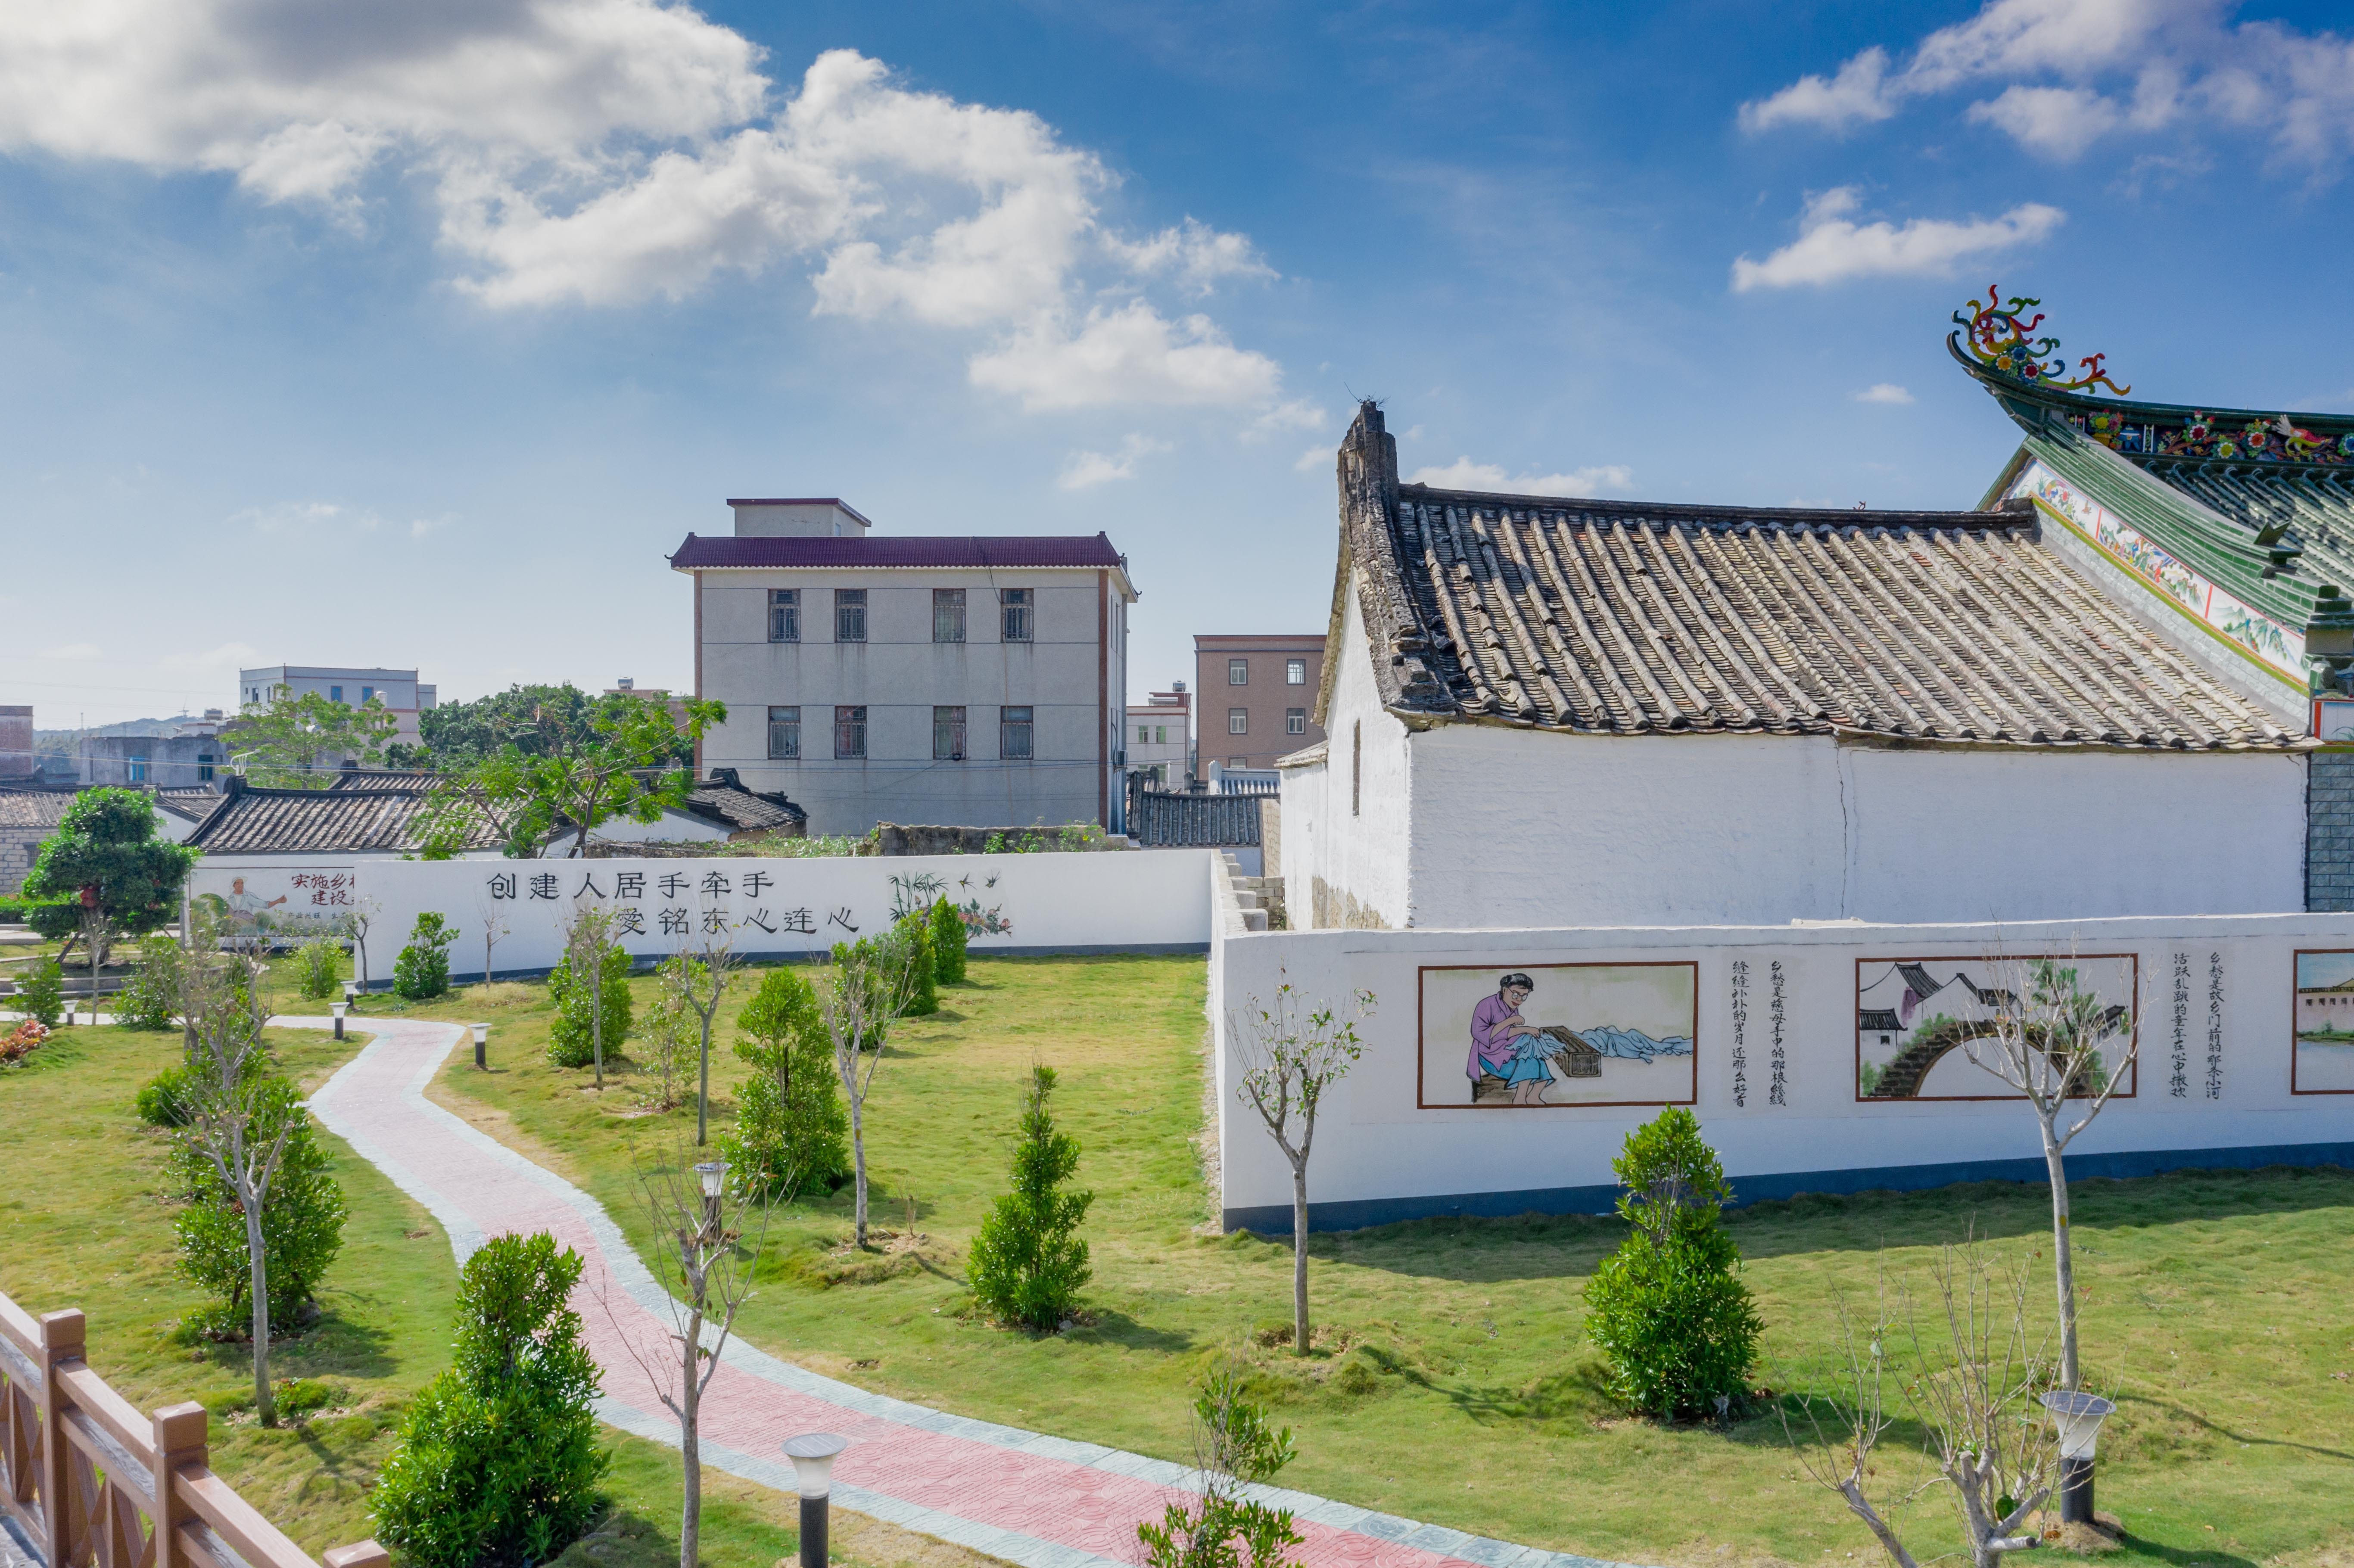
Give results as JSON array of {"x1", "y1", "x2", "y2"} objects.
[
  {"x1": 16, "y1": 959, "x2": 63, "y2": 1028},
  {"x1": 1783, "y1": 1241, "x2": 2064, "y2": 1568},
  {"x1": 22, "y1": 787, "x2": 197, "y2": 1015},
  {"x1": 720, "y1": 966, "x2": 848, "y2": 1200},
  {"x1": 346, "y1": 898, "x2": 383, "y2": 994},
  {"x1": 616, "y1": 1150, "x2": 767, "y2": 1568},
  {"x1": 553, "y1": 902, "x2": 625, "y2": 1088},
  {"x1": 1968, "y1": 954, "x2": 2139, "y2": 1391},
  {"x1": 636, "y1": 983, "x2": 694, "y2": 1113},
  {"x1": 113, "y1": 933, "x2": 186, "y2": 1030},
  {"x1": 372, "y1": 1232, "x2": 608, "y2": 1568},
  {"x1": 393, "y1": 912, "x2": 459, "y2": 1000},
  {"x1": 1581, "y1": 1108, "x2": 1762, "y2": 1419},
  {"x1": 895, "y1": 910, "x2": 938, "y2": 1015},
  {"x1": 968, "y1": 1064, "x2": 1094, "y2": 1330},
  {"x1": 1230, "y1": 977, "x2": 1374, "y2": 1355},
  {"x1": 660, "y1": 931, "x2": 741, "y2": 1146},
  {"x1": 173, "y1": 1076, "x2": 347, "y2": 1337},
  {"x1": 546, "y1": 927, "x2": 631, "y2": 1073},
  {"x1": 227, "y1": 684, "x2": 398, "y2": 787},
  {"x1": 819, "y1": 932, "x2": 924, "y2": 1246},
  {"x1": 472, "y1": 888, "x2": 512, "y2": 985},
  {"x1": 293, "y1": 936, "x2": 344, "y2": 1001},
  {"x1": 929, "y1": 897, "x2": 968, "y2": 984},
  {"x1": 1137, "y1": 1365, "x2": 1303, "y2": 1568}
]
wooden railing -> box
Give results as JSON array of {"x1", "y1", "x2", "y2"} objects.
[{"x1": 0, "y1": 1290, "x2": 388, "y2": 1568}]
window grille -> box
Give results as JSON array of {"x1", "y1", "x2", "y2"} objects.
[
  {"x1": 834, "y1": 705, "x2": 867, "y2": 758},
  {"x1": 1000, "y1": 706, "x2": 1034, "y2": 759},
  {"x1": 934, "y1": 706, "x2": 967, "y2": 760},
  {"x1": 768, "y1": 706, "x2": 801, "y2": 759},
  {"x1": 1286, "y1": 707, "x2": 1305, "y2": 735},
  {"x1": 1286, "y1": 659, "x2": 1306, "y2": 684},
  {"x1": 1228, "y1": 659, "x2": 1248, "y2": 685},
  {"x1": 933, "y1": 588, "x2": 966, "y2": 643},
  {"x1": 1000, "y1": 588, "x2": 1032, "y2": 642},
  {"x1": 769, "y1": 589, "x2": 800, "y2": 642},
  {"x1": 1229, "y1": 708, "x2": 1248, "y2": 735},
  {"x1": 834, "y1": 588, "x2": 867, "y2": 643},
  {"x1": 128, "y1": 756, "x2": 148, "y2": 782}
]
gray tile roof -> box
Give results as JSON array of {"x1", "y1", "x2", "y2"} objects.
[
  {"x1": 187, "y1": 782, "x2": 503, "y2": 855},
  {"x1": 1329, "y1": 402, "x2": 2307, "y2": 751},
  {"x1": 0, "y1": 790, "x2": 73, "y2": 830},
  {"x1": 682, "y1": 776, "x2": 807, "y2": 834}
]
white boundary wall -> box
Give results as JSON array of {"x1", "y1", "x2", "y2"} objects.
[
  {"x1": 1211, "y1": 891, "x2": 2354, "y2": 1232},
  {"x1": 188, "y1": 850, "x2": 1213, "y2": 974}
]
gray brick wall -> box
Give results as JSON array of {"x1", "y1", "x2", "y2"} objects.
[{"x1": 2309, "y1": 753, "x2": 2354, "y2": 910}]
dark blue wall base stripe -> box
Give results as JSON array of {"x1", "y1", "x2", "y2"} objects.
[{"x1": 1220, "y1": 1139, "x2": 2354, "y2": 1236}]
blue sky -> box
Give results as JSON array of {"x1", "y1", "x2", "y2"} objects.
[{"x1": 6, "y1": 0, "x2": 2353, "y2": 729}]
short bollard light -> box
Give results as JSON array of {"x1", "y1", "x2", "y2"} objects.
[
  {"x1": 331, "y1": 1001, "x2": 348, "y2": 1039},
  {"x1": 782, "y1": 1432, "x2": 848, "y2": 1568},
  {"x1": 2039, "y1": 1389, "x2": 2116, "y2": 1526},
  {"x1": 472, "y1": 1022, "x2": 489, "y2": 1070},
  {"x1": 343, "y1": 981, "x2": 360, "y2": 1006},
  {"x1": 694, "y1": 1160, "x2": 726, "y2": 1233}
]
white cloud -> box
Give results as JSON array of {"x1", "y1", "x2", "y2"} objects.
[
  {"x1": 1295, "y1": 445, "x2": 1331, "y2": 472},
  {"x1": 1247, "y1": 399, "x2": 1328, "y2": 439},
  {"x1": 969, "y1": 302, "x2": 1283, "y2": 412},
  {"x1": 1853, "y1": 383, "x2": 1917, "y2": 404},
  {"x1": 0, "y1": 15, "x2": 1299, "y2": 414},
  {"x1": 1404, "y1": 458, "x2": 1636, "y2": 498},
  {"x1": 232, "y1": 500, "x2": 380, "y2": 534},
  {"x1": 38, "y1": 642, "x2": 100, "y2": 661},
  {"x1": 161, "y1": 641, "x2": 263, "y2": 672},
  {"x1": 1730, "y1": 187, "x2": 2064, "y2": 291},
  {"x1": 1056, "y1": 434, "x2": 1171, "y2": 491},
  {"x1": 1740, "y1": 0, "x2": 2354, "y2": 169}
]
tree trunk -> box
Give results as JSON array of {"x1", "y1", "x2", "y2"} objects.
[
  {"x1": 850, "y1": 1090, "x2": 869, "y2": 1247},
  {"x1": 591, "y1": 951, "x2": 605, "y2": 1091},
  {"x1": 1290, "y1": 1159, "x2": 1310, "y2": 1357},
  {"x1": 696, "y1": 1019, "x2": 712, "y2": 1146},
  {"x1": 2044, "y1": 1130, "x2": 2079, "y2": 1390},
  {"x1": 679, "y1": 1300, "x2": 703, "y2": 1568},
  {"x1": 244, "y1": 1188, "x2": 275, "y2": 1426}
]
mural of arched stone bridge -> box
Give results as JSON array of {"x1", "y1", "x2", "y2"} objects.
[{"x1": 1856, "y1": 955, "x2": 2137, "y2": 1101}]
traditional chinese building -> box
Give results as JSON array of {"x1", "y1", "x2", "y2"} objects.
[
  {"x1": 1281, "y1": 395, "x2": 2317, "y2": 931},
  {"x1": 670, "y1": 498, "x2": 1138, "y2": 838}
]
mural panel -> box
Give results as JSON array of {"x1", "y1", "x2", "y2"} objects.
[
  {"x1": 1419, "y1": 962, "x2": 1697, "y2": 1108},
  {"x1": 2292, "y1": 949, "x2": 2354, "y2": 1094},
  {"x1": 189, "y1": 865, "x2": 359, "y2": 941},
  {"x1": 1855, "y1": 955, "x2": 2138, "y2": 1101}
]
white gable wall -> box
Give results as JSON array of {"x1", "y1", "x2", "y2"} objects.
[{"x1": 1283, "y1": 585, "x2": 1413, "y2": 927}]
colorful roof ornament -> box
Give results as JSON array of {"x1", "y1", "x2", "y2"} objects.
[{"x1": 1952, "y1": 284, "x2": 2130, "y2": 396}]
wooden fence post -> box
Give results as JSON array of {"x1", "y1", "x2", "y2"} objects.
[
  {"x1": 151, "y1": 1401, "x2": 206, "y2": 1568},
  {"x1": 37, "y1": 1309, "x2": 84, "y2": 1568}
]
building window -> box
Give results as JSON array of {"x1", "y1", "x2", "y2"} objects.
[
  {"x1": 197, "y1": 754, "x2": 216, "y2": 783},
  {"x1": 1228, "y1": 659, "x2": 1248, "y2": 686},
  {"x1": 1286, "y1": 659, "x2": 1306, "y2": 685},
  {"x1": 1137, "y1": 725, "x2": 1150, "y2": 745},
  {"x1": 330, "y1": 684, "x2": 343, "y2": 703},
  {"x1": 1351, "y1": 721, "x2": 1361, "y2": 816},
  {"x1": 1000, "y1": 706, "x2": 1034, "y2": 759},
  {"x1": 1000, "y1": 588, "x2": 1032, "y2": 642},
  {"x1": 361, "y1": 685, "x2": 374, "y2": 703},
  {"x1": 769, "y1": 589, "x2": 800, "y2": 642},
  {"x1": 1155, "y1": 725, "x2": 1168, "y2": 745},
  {"x1": 1229, "y1": 708, "x2": 1248, "y2": 735},
  {"x1": 934, "y1": 706, "x2": 967, "y2": 761},
  {"x1": 768, "y1": 706, "x2": 800, "y2": 759},
  {"x1": 933, "y1": 588, "x2": 966, "y2": 643},
  {"x1": 834, "y1": 705, "x2": 867, "y2": 759},
  {"x1": 834, "y1": 588, "x2": 867, "y2": 643},
  {"x1": 128, "y1": 756, "x2": 148, "y2": 783},
  {"x1": 1286, "y1": 707, "x2": 1306, "y2": 735}
]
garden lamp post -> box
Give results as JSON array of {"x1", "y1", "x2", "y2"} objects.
[
  {"x1": 782, "y1": 1433, "x2": 848, "y2": 1568},
  {"x1": 331, "y1": 1001, "x2": 347, "y2": 1040},
  {"x1": 2039, "y1": 1390, "x2": 2116, "y2": 1525},
  {"x1": 342, "y1": 980, "x2": 360, "y2": 1007},
  {"x1": 694, "y1": 1160, "x2": 726, "y2": 1235},
  {"x1": 472, "y1": 1022, "x2": 489, "y2": 1070}
]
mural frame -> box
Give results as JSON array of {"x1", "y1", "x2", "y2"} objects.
[
  {"x1": 2291, "y1": 948, "x2": 2354, "y2": 1095},
  {"x1": 1415, "y1": 960, "x2": 1699, "y2": 1110},
  {"x1": 1853, "y1": 954, "x2": 2140, "y2": 1104}
]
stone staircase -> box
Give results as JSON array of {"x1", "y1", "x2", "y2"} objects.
[{"x1": 1220, "y1": 852, "x2": 1287, "y2": 930}]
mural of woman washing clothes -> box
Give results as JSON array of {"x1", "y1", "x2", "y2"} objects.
[{"x1": 1420, "y1": 961, "x2": 1697, "y2": 1108}]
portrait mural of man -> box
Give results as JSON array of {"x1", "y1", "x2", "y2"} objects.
[{"x1": 1420, "y1": 962, "x2": 1697, "y2": 1108}]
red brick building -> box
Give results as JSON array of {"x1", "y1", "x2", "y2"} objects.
[{"x1": 1193, "y1": 634, "x2": 1326, "y2": 771}]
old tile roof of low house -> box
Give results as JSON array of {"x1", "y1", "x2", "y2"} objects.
[
  {"x1": 327, "y1": 769, "x2": 436, "y2": 793},
  {"x1": 0, "y1": 790, "x2": 74, "y2": 829},
  {"x1": 154, "y1": 787, "x2": 220, "y2": 823},
  {"x1": 667, "y1": 534, "x2": 1127, "y2": 571},
  {"x1": 1323, "y1": 402, "x2": 2307, "y2": 752},
  {"x1": 681, "y1": 770, "x2": 807, "y2": 834},
  {"x1": 187, "y1": 778, "x2": 503, "y2": 855}
]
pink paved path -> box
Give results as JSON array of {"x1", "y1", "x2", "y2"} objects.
[{"x1": 304, "y1": 1018, "x2": 1622, "y2": 1568}]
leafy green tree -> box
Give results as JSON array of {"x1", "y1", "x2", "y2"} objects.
[
  {"x1": 22, "y1": 787, "x2": 199, "y2": 1001},
  {"x1": 1581, "y1": 1108, "x2": 1762, "y2": 1419},
  {"x1": 392, "y1": 912, "x2": 458, "y2": 1000},
  {"x1": 226, "y1": 684, "x2": 397, "y2": 788},
  {"x1": 968, "y1": 1064, "x2": 1094, "y2": 1330},
  {"x1": 1137, "y1": 1368, "x2": 1303, "y2": 1568},
  {"x1": 929, "y1": 897, "x2": 968, "y2": 984},
  {"x1": 896, "y1": 909, "x2": 939, "y2": 1015},
  {"x1": 371, "y1": 1232, "x2": 608, "y2": 1568},
  {"x1": 390, "y1": 683, "x2": 598, "y2": 771},
  {"x1": 720, "y1": 966, "x2": 851, "y2": 1200},
  {"x1": 16, "y1": 959, "x2": 63, "y2": 1027},
  {"x1": 429, "y1": 692, "x2": 725, "y2": 858},
  {"x1": 293, "y1": 936, "x2": 344, "y2": 1000},
  {"x1": 172, "y1": 1077, "x2": 348, "y2": 1335},
  {"x1": 547, "y1": 943, "x2": 633, "y2": 1070}
]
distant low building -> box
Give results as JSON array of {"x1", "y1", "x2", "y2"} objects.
[
  {"x1": 1195, "y1": 633, "x2": 1325, "y2": 772},
  {"x1": 237, "y1": 665, "x2": 437, "y2": 747},
  {"x1": 1128, "y1": 683, "x2": 1191, "y2": 786},
  {"x1": 79, "y1": 711, "x2": 230, "y2": 790}
]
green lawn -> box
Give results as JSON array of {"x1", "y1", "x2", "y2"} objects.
[
  {"x1": 0, "y1": 1012, "x2": 999, "y2": 1568},
  {"x1": 354, "y1": 955, "x2": 2354, "y2": 1568}
]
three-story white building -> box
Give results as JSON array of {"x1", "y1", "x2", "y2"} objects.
[{"x1": 672, "y1": 498, "x2": 1137, "y2": 837}]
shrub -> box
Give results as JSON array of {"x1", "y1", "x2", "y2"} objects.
[
  {"x1": 173, "y1": 1077, "x2": 349, "y2": 1333},
  {"x1": 1580, "y1": 1108, "x2": 1760, "y2": 1419},
  {"x1": 0, "y1": 1020, "x2": 49, "y2": 1066},
  {"x1": 929, "y1": 897, "x2": 968, "y2": 985},
  {"x1": 16, "y1": 959, "x2": 64, "y2": 1028},
  {"x1": 371, "y1": 1232, "x2": 608, "y2": 1568},
  {"x1": 111, "y1": 933, "x2": 184, "y2": 1031},
  {"x1": 1137, "y1": 1369, "x2": 1302, "y2": 1568},
  {"x1": 546, "y1": 945, "x2": 632, "y2": 1069},
  {"x1": 392, "y1": 913, "x2": 457, "y2": 1001},
  {"x1": 137, "y1": 1062, "x2": 199, "y2": 1126},
  {"x1": 719, "y1": 966, "x2": 850, "y2": 1200},
  {"x1": 293, "y1": 937, "x2": 344, "y2": 1001},
  {"x1": 895, "y1": 910, "x2": 938, "y2": 1016},
  {"x1": 967, "y1": 1064, "x2": 1093, "y2": 1330}
]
